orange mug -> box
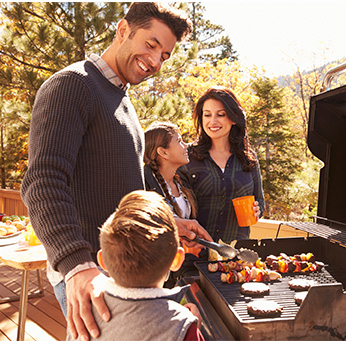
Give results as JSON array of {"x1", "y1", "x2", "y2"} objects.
[{"x1": 232, "y1": 195, "x2": 257, "y2": 227}]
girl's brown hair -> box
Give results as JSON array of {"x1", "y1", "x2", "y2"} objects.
[
  {"x1": 191, "y1": 86, "x2": 257, "y2": 172},
  {"x1": 144, "y1": 122, "x2": 197, "y2": 218},
  {"x1": 100, "y1": 190, "x2": 178, "y2": 288}
]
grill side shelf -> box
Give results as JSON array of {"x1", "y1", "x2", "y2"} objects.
[{"x1": 278, "y1": 221, "x2": 346, "y2": 247}]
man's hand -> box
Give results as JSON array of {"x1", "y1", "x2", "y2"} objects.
[
  {"x1": 66, "y1": 268, "x2": 110, "y2": 340},
  {"x1": 174, "y1": 217, "x2": 213, "y2": 247}
]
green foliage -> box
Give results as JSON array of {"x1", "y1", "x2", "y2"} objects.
[
  {"x1": 130, "y1": 31, "x2": 198, "y2": 129},
  {"x1": 133, "y1": 88, "x2": 191, "y2": 130},
  {"x1": 0, "y1": 1, "x2": 334, "y2": 224},
  {"x1": 286, "y1": 153, "x2": 322, "y2": 221},
  {"x1": 0, "y1": 2, "x2": 129, "y2": 188},
  {"x1": 248, "y1": 76, "x2": 302, "y2": 220},
  {"x1": 0, "y1": 2, "x2": 128, "y2": 105},
  {"x1": 0, "y1": 96, "x2": 30, "y2": 189},
  {"x1": 186, "y1": 2, "x2": 238, "y2": 64}
]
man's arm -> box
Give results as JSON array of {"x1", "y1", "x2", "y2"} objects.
[
  {"x1": 21, "y1": 72, "x2": 109, "y2": 339},
  {"x1": 21, "y1": 71, "x2": 93, "y2": 275}
]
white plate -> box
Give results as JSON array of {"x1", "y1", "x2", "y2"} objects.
[
  {"x1": 0, "y1": 231, "x2": 21, "y2": 239},
  {"x1": 0, "y1": 232, "x2": 22, "y2": 246}
]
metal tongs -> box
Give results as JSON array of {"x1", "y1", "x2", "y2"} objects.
[{"x1": 187, "y1": 235, "x2": 259, "y2": 263}]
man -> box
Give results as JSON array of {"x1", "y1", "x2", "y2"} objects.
[{"x1": 21, "y1": 3, "x2": 211, "y2": 340}]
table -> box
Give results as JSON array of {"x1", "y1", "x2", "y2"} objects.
[{"x1": 0, "y1": 241, "x2": 47, "y2": 341}]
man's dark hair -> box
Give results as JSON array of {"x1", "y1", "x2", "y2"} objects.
[{"x1": 124, "y1": 2, "x2": 192, "y2": 42}]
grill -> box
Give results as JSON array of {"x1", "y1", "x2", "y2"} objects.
[
  {"x1": 193, "y1": 236, "x2": 346, "y2": 339},
  {"x1": 180, "y1": 64, "x2": 346, "y2": 340}
]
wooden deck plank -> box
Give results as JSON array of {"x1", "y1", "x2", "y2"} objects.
[
  {"x1": 0, "y1": 268, "x2": 65, "y2": 324},
  {"x1": 0, "y1": 329, "x2": 11, "y2": 341},
  {"x1": 0, "y1": 263, "x2": 67, "y2": 341},
  {"x1": 0, "y1": 307, "x2": 35, "y2": 341}
]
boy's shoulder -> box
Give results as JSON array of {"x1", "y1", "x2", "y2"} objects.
[
  {"x1": 79, "y1": 281, "x2": 198, "y2": 341},
  {"x1": 104, "y1": 293, "x2": 196, "y2": 339},
  {"x1": 66, "y1": 280, "x2": 201, "y2": 341}
]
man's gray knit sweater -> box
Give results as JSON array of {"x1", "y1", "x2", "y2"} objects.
[{"x1": 21, "y1": 60, "x2": 144, "y2": 277}]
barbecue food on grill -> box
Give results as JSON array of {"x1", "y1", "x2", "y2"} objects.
[
  {"x1": 265, "y1": 255, "x2": 278, "y2": 267},
  {"x1": 294, "y1": 291, "x2": 308, "y2": 305},
  {"x1": 267, "y1": 270, "x2": 282, "y2": 281},
  {"x1": 210, "y1": 252, "x2": 324, "y2": 285},
  {"x1": 220, "y1": 270, "x2": 238, "y2": 283},
  {"x1": 216, "y1": 261, "x2": 282, "y2": 284},
  {"x1": 288, "y1": 278, "x2": 316, "y2": 291},
  {"x1": 314, "y1": 261, "x2": 324, "y2": 271},
  {"x1": 240, "y1": 282, "x2": 270, "y2": 296},
  {"x1": 250, "y1": 267, "x2": 282, "y2": 282},
  {"x1": 220, "y1": 267, "x2": 252, "y2": 283},
  {"x1": 247, "y1": 300, "x2": 283, "y2": 317},
  {"x1": 208, "y1": 262, "x2": 219, "y2": 272},
  {"x1": 255, "y1": 258, "x2": 267, "y2": 269},
  {"x1": 208, "y1": 260, "x2": 250, "y2": 273},
  {"x1": 265, "y1": 253, "x2": 324, "y2": 273},
  {"x1": 294, "y1": 252, "x2": 315, "y2": 262}
]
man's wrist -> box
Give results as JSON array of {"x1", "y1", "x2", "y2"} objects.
[{"x1": 65, "y1": 261, "x2": 98, "y2": 282}]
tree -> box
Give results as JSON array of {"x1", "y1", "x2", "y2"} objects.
[
  {"x1": 0, "y1": 2, "x2": 129, "y2": 188},
  {"x1": 280, "y1": 56, "x2": 346, "y2": 156},
  {"x1": 132, "y1": 88, "x2": 192, "y2": 129},
  {"x1": 0, "y1": 2, "x2": 128, "y2": 106},
  {"x1": 0, "y1": 92, "x2": 30, "y2": 188},
  {"x1": 248, "y1": 76, "x2": 302, "y2": 220},
  {"x1": 187, "y1": 2, "x2": 238, "y2": 64}
]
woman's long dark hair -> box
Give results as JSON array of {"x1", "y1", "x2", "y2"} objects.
[
  {"x1": 144, "y1": 122, "x2": 197, "y2": 218},
  {"x1": 191, "y1": 86, "x2": 257, "y2": 172}
]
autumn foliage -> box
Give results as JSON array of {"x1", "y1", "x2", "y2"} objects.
[{"x1": 0, "y1": 2, "x2": 344, "y2": 221}]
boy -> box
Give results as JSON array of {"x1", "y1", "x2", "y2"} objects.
[{"x1": 67, "y1": 190, "x2": 204, "y2": 340}]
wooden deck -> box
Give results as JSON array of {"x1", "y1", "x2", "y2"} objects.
[{"x1": 0, "y1": 264, "x2": 67, "y2": 341}]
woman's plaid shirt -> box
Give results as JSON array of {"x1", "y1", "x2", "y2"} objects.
[{"x1": 178, "y1": 153, "x2": 265, "y2": 243}]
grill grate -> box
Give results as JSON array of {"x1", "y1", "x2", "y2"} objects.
[{"x1": 195, "y1": 261, "x2": 340, "y2": 323}]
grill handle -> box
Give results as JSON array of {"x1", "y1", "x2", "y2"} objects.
[{"x1": 321, "y1": 61, "x2": 346, "y2": 92}]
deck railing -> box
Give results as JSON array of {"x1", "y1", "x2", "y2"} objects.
[
  {"x1": 0, "y1": 188, "x2": 28, "y2": 216},
  {"x1": 250, "y1": 218, "x2": 307, "y2": 239},
  {"x1": 0, "y1": 188, "x2": 307, "y2": 239}
]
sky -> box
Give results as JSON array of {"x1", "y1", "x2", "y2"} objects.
[{"x1": 202, "y1": 0, "x2": 346, "y2": 77}]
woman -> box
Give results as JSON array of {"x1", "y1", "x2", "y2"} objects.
[
  {"x1": 144, "y1": 122, "x2": 207, "y2": 286},
  {"x1": 178, "y1": 86, "x2": 265, "y2": 243}
]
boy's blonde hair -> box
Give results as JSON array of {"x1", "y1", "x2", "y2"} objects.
[{"x1": 100, "y1": 190, "x2": 179, "y2": 288}]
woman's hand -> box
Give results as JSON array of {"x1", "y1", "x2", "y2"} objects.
[{"x1": 253, "y1": 201, "x2": 261, "y2": 220}]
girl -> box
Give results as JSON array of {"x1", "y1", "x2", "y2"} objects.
[
  {"x1": 144, "y1": 122, "x2": 207, "y2": 286},
  {"x1": 144, "y1": 122, "x2": 197, "y2": 220}
]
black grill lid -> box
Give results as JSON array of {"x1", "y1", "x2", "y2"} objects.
[{"x1": 308, "y1": 83, "x2": 346, "y2": 228}]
